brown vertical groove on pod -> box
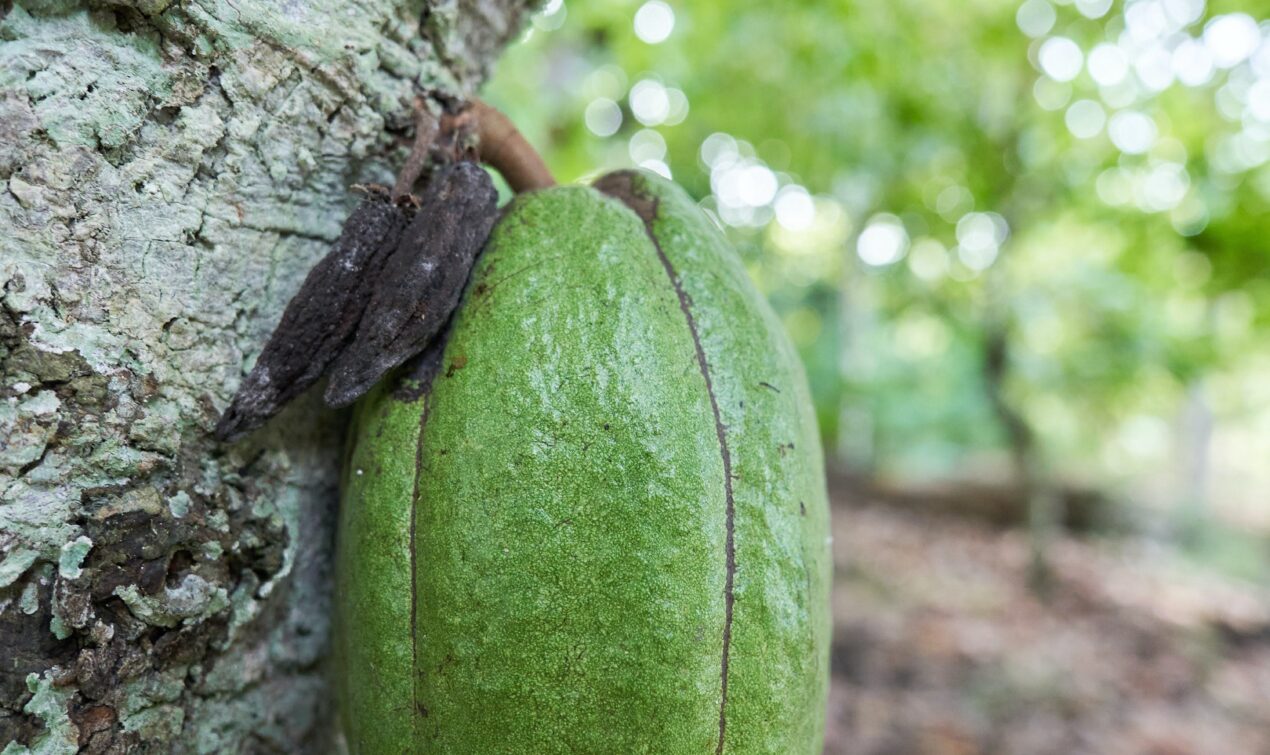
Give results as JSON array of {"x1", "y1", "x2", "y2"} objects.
[
  {"x1": 596, "y1": 173, "x2": 737, "y2": 754},
  {"x1": 409, "y1": 396, "x2": 432, "y2": 728}
]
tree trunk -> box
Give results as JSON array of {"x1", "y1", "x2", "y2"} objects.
[
  {"x1": 0, "y1": 1, "x2": 532, "y2": 751},
  {"x1": 981, "y1": 323, "x2": 1059, "y2": 597},
  {"x1": 1174, "y1": 380, "x2": 1212, "y2": 541}
]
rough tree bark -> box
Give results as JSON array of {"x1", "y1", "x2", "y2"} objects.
[{"x1": 0, "y1": 0, "x2": 532, "y2": 751}]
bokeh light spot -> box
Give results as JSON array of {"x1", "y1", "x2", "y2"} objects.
[
  {"x1": 629, "y1": 79, "x2": 671, "y2": 125},
  {"x1": 1016, "y1": 0, "x2": 1056, "y2": 38},
  {"x1": 1247, "y1": 80, "x2": 1270, "y2": 123},
  {"x1": 628, "y1": 128, "x2": 667, "y2": 163},
  {"x1": 1138, "y1": 163, "x2": 1190, "y2": 211},
  {"x1": 1171, "y1": 38, "x2": 1215, "y2": 87},
  {"x1": 1066, "y1": 99, "x2": 1107, "y2": 139},
  {"x1": 907, "y1": 238, "x2": 949, "y2": 282},
  {"x1": 1088, "y1": 43, "x2": 1129, "y2": 87},
  {"x1": 1204, "y1": 14, "x2": 1261, "y2": 69},
  {"x1": 955, "y1": 212, "x2": 1008, "y2": 272},
  {"x1": 1039, "y1": 37, "x2": 1084, "y2": 82},
  {"x1": 935, "y1": 185, "x2": 974, "y2": 220},
  {"x1": 1096, "y1": 168, "x2": 1134, "y2": 206},
  {"x1": 1125, "y1": 1, "x2": 1168, "y2": 43},
  {"x1": 533, "y1": 0, "x2": 566, "y2": 31},
  {"x1": 737, "y1": 164, "x2": 778, "y2": 206},
  {"x1": 1075, "y1": 0, "x2": 1112, "y2": 20},
  {"x1": 1134, "y1": 44, "x2": 1175, "y2": 92},
  {"x1": 633, "y1": 0, "x2": 675, "y2": 44},
  {"x1": 639, "y1": 159, "x2": 672, "y2": 179},
  {"x1": 774, "y1": 186, "x2": 815, "y2": 232},
  {"x1": 857, "y1": 215, "x2": 909, "y2": 267},
  {"x1": 700, "y1": 132, "x2": 738, "y2": 168},
  {"x1": 663, "y1": 88, "x2": 690, "y2": 125},
  {"x1": 584, "y1": 98, "x2": 622, "y2": 137},
  {"x1": 1108, "y1": 110, "x2": 1158, "y2": 154},
  {"x1": 582, "y1": 65, "x2": 627, "y2": 100},
  {"x1": 1033, "y1": 77, "x2": 1072, "y2": 110},
  {"x1": 1162, "y1": 0, "x2": 1206, "y2": 27}
]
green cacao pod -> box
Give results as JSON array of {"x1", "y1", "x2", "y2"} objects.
[{"x1": 335, "y1": 170, "x2": 830, "y2": 754}]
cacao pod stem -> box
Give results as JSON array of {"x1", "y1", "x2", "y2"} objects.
[{"x1": 468, "y1": 99, "x2": 556, "y2": 193}]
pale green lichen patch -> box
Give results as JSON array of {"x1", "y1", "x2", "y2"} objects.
[
  {"x1": 117, "y1": 665, "x2": 188, "y2": 742},
  {"x1": 0, "y1": 8, "x2": 171, "y2": 152},
  {"x1": 0, "y1": 547, "x2": 40, "y2": 589},
  {"x1": 17, "y1": 390, "x2": 59, "y2": 417},
  {"x1": 120, "y1": 705, "x2": 185, "y2": 741},
  {"x1": 0, "y1": 673, "x2": 78, "y2": 755},
  {"x1": 167, "y1": 490, "x2": 192, "y2": 518},
  {"x1": 48, "y1": 616, "x2": 72, "y2": 641},
  {"x1": 0, "y1": 391, "x2": 60, "y2": 473},
  {"x1": 114, "y1": 575, "x2": 230, "y2": 628},
  {"x1": 128, "y1": 398, "x2": 185, "y2": 456},
  {"x1": 56, "y1": 536, "x2": 92, "y2": 580},
  {"x1": 18, "y1": 580, "x2": 41, "y2": 615}
]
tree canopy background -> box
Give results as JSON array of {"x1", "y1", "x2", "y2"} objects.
[{"x1": 486, "y1": 0, "x2": 1270, "y2": 581}]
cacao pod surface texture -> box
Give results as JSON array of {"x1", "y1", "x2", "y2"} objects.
[{"x1": 336, "y1": 170, "x2": 831, "y2": 754}]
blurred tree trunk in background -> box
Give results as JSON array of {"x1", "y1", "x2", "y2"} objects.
[
  {"x1": 982, "y1": 323, "x2": 1060, "y2": 596},
  {"x1": 0, "y1": 1, "x2": 531, "y2": 751},
  {"x1": 836, "y1": 258, "x2": 878, "y2": 473},
  {"x1": 1175, "y1": 381, "x2": 1213, "y2": 537}
]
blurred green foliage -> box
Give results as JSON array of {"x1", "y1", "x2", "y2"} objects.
[{"x1": 484, "y1": 0, "x2": 1269, "y2": 533}]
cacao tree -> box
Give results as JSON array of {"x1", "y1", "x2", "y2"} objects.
[{"x1": 0, "y1": 1, "x2": 535, "y2": 751}]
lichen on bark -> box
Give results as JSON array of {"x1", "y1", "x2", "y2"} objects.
[{"x1": 0, "y1": 0, "x2": 533, "y2": 751}]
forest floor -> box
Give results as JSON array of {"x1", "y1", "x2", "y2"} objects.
[{"x1": 822, "y1": 494, "x2": 1270, "y2": 755}]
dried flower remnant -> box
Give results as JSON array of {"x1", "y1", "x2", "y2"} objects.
[
  {"x1": 215, "y1": 195, "x2": 408, "y2": 442},
  {"x1": 324, "y1": 162, "x2": 498, "y2": 408}
]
